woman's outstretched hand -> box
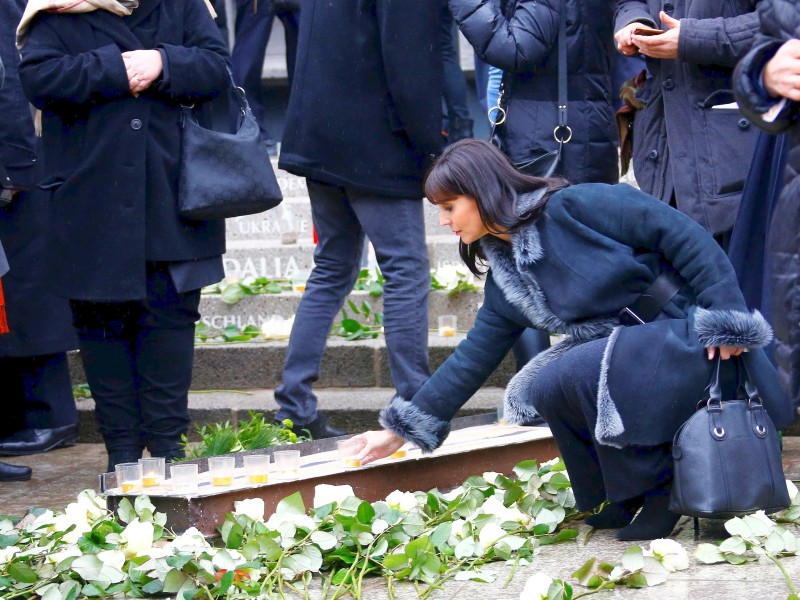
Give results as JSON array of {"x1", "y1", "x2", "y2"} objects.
[
  {"x1": 707, "y1": 345, "x2": 745, "y2": 360},
  {"x1": 353, "y1": 430, "x2": 405, "y2": 465},
  {"x1": 122, "y1": 49, "x2": 163, "y2": 96}
]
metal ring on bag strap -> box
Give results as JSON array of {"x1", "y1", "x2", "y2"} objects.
[
  {"x1": 489, "y1": 105, "x2": 507, "y2": 126},
  {"x1": 712, "y1": 426, "x2": 725, "y2": 439},
  {"x1": 553, "y1": 124, "x2": 573, "y2": 144}
]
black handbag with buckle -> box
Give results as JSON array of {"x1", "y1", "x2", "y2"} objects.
[
  {"x1": 489, "y1": 5, "x2": 569, "y2": 178},
  {"x1": 669, "y1": 356, "x2": 790, "y2": 519},
  {"x1": 178, "y1": 69, "x2": 283, "y2": 221}
]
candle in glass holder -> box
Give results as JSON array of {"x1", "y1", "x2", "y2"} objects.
[
  {"x1": 497, "y1": 403, "x2": 507, "y2": 426},
  {"x1": 139, "y1": 457, "x2": 165, "y2": 487},
  {"x1": 337, "y1": 437, "x2": 365, "y2": 468},
  {"x1": 291, "y1": 270, "x2": 310, "y2": 293},
  {"x1": 208, "y1": 456, "x2": 236, "y2": 486},
  {"x1": 438, "y1": 315, "x2": 457, "y2": 337},
  {"x1": 243, "y1": 454, "x2": 270, "y2": 484},
  {"x1": 273, "y1": 450, "x2": 301, "y2": 479},
  {"x1": 389, "y1": 449, "x2": 407, "y2": 459},
  {"x1": 115, "y1": 462, "x2": 143, "y2": 494},
  {"x1": 170, "y1": 464, "x2": 198, "y2": 494}
]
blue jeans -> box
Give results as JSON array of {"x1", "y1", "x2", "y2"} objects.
[{"x1": 275, "y1": 180, "x2": 431, "y2": 425}]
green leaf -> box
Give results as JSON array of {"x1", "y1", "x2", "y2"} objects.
[
  {"x1": 167, "y1": 554, "x2": 194, "y2": 570},
  {"x1": 430, "y1": 523, "x2": 452, "y2": 550},
  {"x1": 503, "y1": 485, "x2": 525, "y2": 507},
  {"x1": 620, "y1": 545, "x2": 644, "y2": 572},
  {"x1": 276, "y1": 491, "x2": 306, "y2": 516},
  {"x1": 513, "y1": 460, "x2": 540, "y2": 482},
  {"x1": 81, "y1": 583, "x2": 104, "y2": 597},
  {"x1": 694, "y1": 543, "x2": 726, "y2": 564},
  {"x1": 572, "y1": 558, "x2": 598, "y2": 586},
  {"x1": 141, "y1": 579, "x2": 164, "y2": 595},
  {"x1": 454, "y1": 537, "x2": 476, "y2": 559},
  {"x1": 8, "y1": 561, "x2": 38, "y2": 583},
  {"x1": 117, "y1": 498, "x2": 135, "y2": 524},
  {"x1": 225, "y1": 522, "x2": 244, "y2": 549},
  {"x1": 625, "y1": 572, "x2": 649, "y2": 588},
  {"x1": 0, "y1": 533, "x2": 20, "y2": 549},
  {"x1": 357, "y1": 501, "x2": 376, "y2": 525},
  {"x1": 382, "y1": 554, "x2": 409, "y2": 571},
  {"x1": 719, "y1": 536, "x2": 747, "y2": 555},
  {"x1": 218, "y1": 570, "x2": 235, "y2": 594},
  {"x1": 725, "y1": 553, "x2": 751, "y2": 565}
]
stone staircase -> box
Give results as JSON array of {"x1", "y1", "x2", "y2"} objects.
[{"x1": 70, "y1": 161, "x2": 505, "y2": 441}]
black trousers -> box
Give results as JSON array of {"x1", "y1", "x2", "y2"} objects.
[
  {"x1": 70, "y1": 264, "x2": 199, "y2": 460},
  {"x1": 531, "y1": 337, "x2": 673, "y2": 510},
  {"x1": 0, "y1": 353, "x2": 77, "y2": 436}
]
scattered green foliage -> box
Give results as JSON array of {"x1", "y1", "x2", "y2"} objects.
[
  {"x1": 179, "y1": 412, "x2": 307, "y2": 460},
  {"x1": 72, "y1": 384, "x2": 93, "y2": 400},
  {"x1": 194, "y1": 322, "x2": 261, "y2": 343},
  {"x1": 331, "y1": 301, "x2": 384, "y2": 341}
]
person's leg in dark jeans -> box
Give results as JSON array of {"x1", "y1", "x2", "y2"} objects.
[
  {"x1": 135, "y1": 264, "x2": 198, "y2": 460},
  {"x1": 349, "y1": 193, "x2": 431, "y2": 400},
  {"x1": 275, "y1": 181, "x2": 364, "y2": 435},
  {"x1": 440, "y1": 1, "x2": 473, "y2": 143},
  {"x1": 232, "y1": 0, "x2": 277, "y2": 146},
  {"x1": 71, "y1": 300, "x2": 144, "y2": 470}
]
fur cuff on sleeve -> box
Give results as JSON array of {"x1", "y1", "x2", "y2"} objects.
[
  {"x1": 693, "y1": 307, "x2": 773, "y2": 349},
  {"x1": 379, "y1": 395, "x2": 451, "y2": 453}
]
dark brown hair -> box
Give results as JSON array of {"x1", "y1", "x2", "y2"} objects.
[{"x1": 424, "y1": 139, "x2": 569, "y2": 275}]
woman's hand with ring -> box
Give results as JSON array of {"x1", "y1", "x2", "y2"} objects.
[
  {"x1": 354, "y1": 430, "x2": 405, "y2": 465},
  {"x1": 707, "y1": 345, "x2": 746, "y2": 360},
  {"x1": 122, "y1": 49, "x2": 163, "y2": 95}
]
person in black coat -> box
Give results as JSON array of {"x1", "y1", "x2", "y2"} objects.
[
  {"x1": 275, "y1": 0, "x2": 443, "y2": 438},
  {"x1": 354, "y1": 140, "x2": 790, "y2": 541},
  {"x1": 449, "y1": 0, "x2": 619, "y2": 186},
  {"x1": 0, "y1": 0, "x2": 79, "y2": 460},
  {"x1": 19, "y1": 0, "x2": 230, "y2": 471},
  {"x1": 614, "y1": 0, "x2": 762, "y2": 241},
  {"x1": 734, "y1": 0, "x2": 800, "y2": 414}
]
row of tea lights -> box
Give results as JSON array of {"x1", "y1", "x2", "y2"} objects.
[{"x1": 112, "y1": 439, "x2": 407, "y2": 496}]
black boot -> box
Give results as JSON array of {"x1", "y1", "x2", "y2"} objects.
[
  {"x1": 0, "y1": 461, "x2": 32, "y2": 481},
  {"x1": 585, "y1": 496, "x2": 644, "y2": 529},
  {"x1": 283, "y1": 413, "x2": 346, "y2": 440},
  {"x1": 616, "y1": 486, "x2": 680, "y2": 541},
  {"x1": 447, "y1": 117, "x2": 474, "y2": 144}
]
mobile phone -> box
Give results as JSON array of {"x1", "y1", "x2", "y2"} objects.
[{"x1": 633, "y1": 26, "x2": 664, "y2": 36}]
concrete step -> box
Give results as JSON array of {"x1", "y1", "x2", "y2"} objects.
[
  {"x1": 199, "y1": 288, "x2": 483, "y2": 331},
  {"x1": 225, "y1": 195, "x2": 449, "y2": 243},
  {"x1": 68, "y1": 332, "x2": 515, "y2": 390},
  {"x1": 222, "y1": 235, "x2": 462, "y2": 279},
  {"x1": 72, "y1": 386, "x2": 506, "y2": 443}
]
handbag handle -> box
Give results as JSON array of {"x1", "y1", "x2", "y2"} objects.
[
  {"x1": 706, "y1": 355, "x2": 761, "y2": 409},
  {"x1": 489, "y1": 3, "x2": 569, "y2": 144}
]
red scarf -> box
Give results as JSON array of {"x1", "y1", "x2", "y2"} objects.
[{"x1": 0, "y1": 278, "x2": 8, "y2": 335}]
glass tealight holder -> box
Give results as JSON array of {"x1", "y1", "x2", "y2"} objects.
[
  {"x1": 170, "y1": 463, "x2": 198, "y2": 494},
  {"x1": 438, "y1": 315, "x2": 457, "y2": 337},
  {"x1": 115, "y1": 462, "x2": 143, "y2": 494},
  {"x1": 208, "y1": 456, "x2": 236, "y2": 486},
  {"x1": 139, "y1": 457, "x2": 166, "y2": 487},
  {"x1": 273, "y1": 450, "x2": 301, "y2": 479},
  {"x1": 337, "y1": 438, "x2": 365, "y2": 468},
  {"x1": 243, "y1": 454, "x2": 270, "y2": 484},
  {"x1": 389, "y1": 446, "x2": 407, "y2": 459},
  {"x1": 497, "y1": 403, "x2": 507, "y2": 426},
  {"x1": 291, "y1": 270, "x2": 310, "y2": 293}
]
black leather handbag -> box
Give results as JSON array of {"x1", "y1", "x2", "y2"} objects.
[
  {"x1": 489, "y1": 5, "x2": 569, "y2": 178},
  {"x1": 178, "y1": 71, "x2": 283, "y2": 221},
  {"x1": 669, "y1": 356, "x2": 790, "y2": 519}
]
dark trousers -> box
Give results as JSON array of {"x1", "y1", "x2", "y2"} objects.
[
  {"x1": 531, "y1": 337, "x2": 673, "y2": 510},
  {"x1": 275, "y1": 180, "x2": 431, "y2": 425},
  {"x1": 0, "y1": 353, "x2": 77, "y2": 436},
  {"x1": 232, "y1": 0, "x2": 299, "y2": 140},
  {"x1": 70, "y1": 264, "x2": 199, "y2": 460},
  {"x1": 440, "y1": 2, "x2": 470, "y2": 123}
]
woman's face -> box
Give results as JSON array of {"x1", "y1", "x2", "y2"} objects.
[{"x1": 437, "y1": 195, "x2": 490, "y2": 244}]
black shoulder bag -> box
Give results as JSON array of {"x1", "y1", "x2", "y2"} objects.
[
  {"x1": 178, "y1": 68, "x2": 283, "y2": 221},
  {"x1": 669, "y1": 356, "x2": 790, "y2": 520},
  {"x1": 488, "y1": 5, "x2": 570, "y2": 178}
]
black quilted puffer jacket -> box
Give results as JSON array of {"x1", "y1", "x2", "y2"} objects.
[{"x1": 735, "y1": 0, "x2": 800, "y2": 413}]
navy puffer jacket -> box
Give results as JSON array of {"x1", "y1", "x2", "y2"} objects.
[
  {"x1": 448, "y1": 0, "x2": 618, "y2": 184},
  {"x1": 735, "y1": 0, "x2": 800, "y2": 413}
]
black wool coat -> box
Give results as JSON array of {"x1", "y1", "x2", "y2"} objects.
[
  {"x1": 735, "y1": 0, "x2": 800, "y2": 411},
  {"x1": 19, "y1": 0, "x2": 229, "y2": 301},
  {"x1": 380, "y1": 184, "x2": 792, "y2": 453},
  {"x1": 0, "y1": 0, "x2": 76, "y2": 356},
  {"x1": 449, "y1": 0, "x2": 619, "y2": 185},
  {"x1": 615, "y1": 0, "x2": 762, "y2": 236},
  {"x1": 278, "y1": 0, "x2": 444, "y2": 198}
]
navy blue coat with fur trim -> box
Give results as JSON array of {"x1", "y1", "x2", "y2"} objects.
[{"x1": 380, "y1": 183, "x2": 793, "y2": 452}]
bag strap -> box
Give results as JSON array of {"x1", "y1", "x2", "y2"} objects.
[
  {"x1": 489, "y1": 4, "x2": 569, "y2": 144},
  {"x1": 706, "y1": 355, "x2": 761, "y2": 408}
]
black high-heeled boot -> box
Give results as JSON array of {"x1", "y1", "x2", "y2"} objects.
[
  {"x1": 616, "y1": 487, "x2": 680, "y2": 541},
  {"x1": 585, "y1": 496, "x2": 644, "y2": 529}
]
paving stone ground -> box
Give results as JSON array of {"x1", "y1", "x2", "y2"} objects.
[{"x1": 2, "y1": 438, "x2": 800, "y2": 598}]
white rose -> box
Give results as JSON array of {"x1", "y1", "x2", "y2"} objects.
[
  {"x1": 120, "y1": 518, "x2": 155, "y2": 558},
  {"x1": 441, "y1": 486, "x2": 465, "y2": 502},
  {"x1": 520, "y1": 573, "x2": 554, "y2": 600},
  {"x1": 788, "y1": 480, "x2": 799, "y2": 504},
  {"x1": 265, "y1": 512, "x2": 316, "y2": 532},
  {"x1": 478, "y1": 522, "x2": 507, "y2": 549},
  {"x1": 314, "y1": 484, "x2": 355, "y2": 508},
  {"x1": 233, "y1": 498, "x2": 265, "y2": 522},
  {"x1": 481, "y1": 495, "x2": 532, "y2": 526},
  {"x1": 0, "y1": 546, "x2": 20, "y2": 566},
  {"x1": 750, "y1": 510, "x2": 777, "y2": 528},
  {"x1": 648, "y1": 538, "x2": 689, "y2": 572},
  {"x1": 76, "y1": 490, "x2": 108, "y2": 521},
  {"x1": 385, "y1": 490, "x2": 419, "y2": 512},
  {"x1": 482, "y1": 472, "x2": 502, "y2": 486},
  {"x1": 47, "y1": 546, "x2": 83, "y2": 566},
  {"x1": 166, "y1": 527, "x2": 210, "y2": 553}
]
